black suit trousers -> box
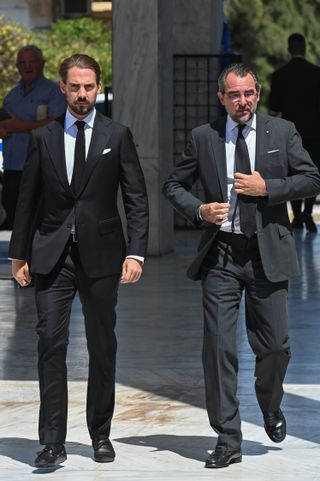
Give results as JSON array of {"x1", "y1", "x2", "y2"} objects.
[
  {"x1": 34, "y1": 241, "x2": 119, "y2": 445},
  {"x1": 201, "y1": 232, "x2": 290, "y2": 451}
]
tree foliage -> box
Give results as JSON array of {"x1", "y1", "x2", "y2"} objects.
[
  {"x1": 32, "y1": 17, "x2": 112, "y2": 87},
  {"x1": 0, "y1": 16, "x2": 112, "y2": 104},
  {"x1": 0, "y1": 16, "x2": 32, "y2": 102},
  {"x1": 224, "y1": 0, "x2": 320, "y2": 110}
]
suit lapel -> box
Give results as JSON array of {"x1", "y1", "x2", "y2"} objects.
[
  {"x1": 209, "y1": 117, "x2": 228, "y2": 201},
  {"x1": 255, "y1": 112, "x2": 270, "y2": 173},
  {"x1": 44, "y1": 115, "x2": 73, "y2": 194},
  {"x1": 76, "y1": 112, "x2": 113, "y2": 196}
]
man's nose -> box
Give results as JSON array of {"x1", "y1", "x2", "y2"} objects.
[
  {"x1": 238, "y1": 94, "x2": 248, "y2": 104},
  {"x1": 77, "y1": 88, "x2": 87, "y2": 98}
]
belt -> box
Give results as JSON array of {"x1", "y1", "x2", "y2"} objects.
[{"x1": 216, "y1": 230, "x2": 257, "y2": 246}]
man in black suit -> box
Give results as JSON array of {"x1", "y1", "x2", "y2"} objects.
[
  {"x1": 9, "y1": 54, "x2": 149, "y2": 468},
  {"x1": 269, "y1": 33, "x2": 320, "y2": 232},
  {"x1": 163, "y1": 63, "x2": 320, "y2": 468}
]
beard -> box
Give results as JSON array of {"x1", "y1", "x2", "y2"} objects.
[{"x1": 70, "y1": 103, "x2": 93, "y2": 116}]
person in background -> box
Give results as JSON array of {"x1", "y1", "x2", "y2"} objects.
[
  {"x1": 269, "y1": 33, "x2": 320, "y2": 232},
  {"x1": 163, "y1": 63, "x2": 320, "y2": 469},
  {"x1": 0, "y1": 45, "x2": 66, "y2": 229}
]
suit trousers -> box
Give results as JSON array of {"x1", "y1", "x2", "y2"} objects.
[
  {"x1": 291, "y1": 138, "x2": 320, "y2": 216},
  {"x1": 2, "y1": 170, "x2": 22, "y2": 229},
  {"x1": 201, "y1": 231, "x2": 290, "y2": 451},
  {"x1": 34, "y1": 240, "x2": 119, "y2": 445}
]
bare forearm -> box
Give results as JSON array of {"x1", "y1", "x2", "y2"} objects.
[{"x1": 2, "y1": 117, "x2": 53, "y2": 133}]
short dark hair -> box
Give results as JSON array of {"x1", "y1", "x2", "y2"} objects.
[
  {"x1": 288, "y1": 33, "x2": 306, "y2": 56},
  {"x1": 59, "y1": 54, "x2": 101, "y2": 84},
  {"x1": 218, "y1": 63, "x2": 261, "y2": 94}
]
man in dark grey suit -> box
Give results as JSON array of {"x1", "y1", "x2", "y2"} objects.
[
  {"x1": 269, "y1": 33, "x2": 320, "y2": 232},
  {"x1": 9, "y1": 54, "x2": 149, "y2": 468},
  {"x1": 163, "y1": 63, "x2": 320, "y2": 468}
]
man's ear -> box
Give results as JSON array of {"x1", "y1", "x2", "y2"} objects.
[
  {"x1": 217, "y1": 91, "x2": 225, "y2": 106},
  {"x1": 60, "y1": 80, "x2": 66, "y2": 95}
]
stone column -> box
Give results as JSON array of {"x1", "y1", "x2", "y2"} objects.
[{"x1": 112, "y1": 0, "x2": 173, "y2": 255}]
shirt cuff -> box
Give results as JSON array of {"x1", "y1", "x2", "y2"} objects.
[
  {"x1": 194, "y1": 205, "x2": 204, "y2": 224},
  {"x1": 126, "y1": 255, "x2": 144, "y2": 265}
]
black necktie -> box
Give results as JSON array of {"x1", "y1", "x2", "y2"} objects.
[
  {"x1": 234, "y1": 124, "x2": 256, "y2": 237},
  {"x1": 71, "y1": 120, "x2": 86, "y2": 196}
]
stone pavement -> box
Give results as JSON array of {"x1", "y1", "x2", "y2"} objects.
[{"x1": 0, "y1": 228, "x2": 319, "y2": 481}]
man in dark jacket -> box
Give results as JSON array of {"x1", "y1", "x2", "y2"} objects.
[
  {"x1": 9, "y1": 54, "x2": 149, "y2": 468},
  {"x1": 269, "y1": 33, "x2": 320, "y2": 232}
]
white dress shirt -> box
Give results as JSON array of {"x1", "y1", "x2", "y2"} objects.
[{"x1": 220, "y1": 114, "x2": 257, "y2": 233}]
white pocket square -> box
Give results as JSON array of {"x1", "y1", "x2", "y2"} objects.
[
  {"x1": 102, "y1": 148, "x2": 111, "y2": 155},
  {"x1": 267, "y1": 149, "x2": 279, "y2": 154}
]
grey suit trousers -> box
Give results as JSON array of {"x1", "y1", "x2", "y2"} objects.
[{"x1": 201, "y1": 231, "x2": 290, "y2": 451}]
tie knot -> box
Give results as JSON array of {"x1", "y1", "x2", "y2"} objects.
[
  {"x1": 237, "y1": 124, "x2": 246, "y2": 134},
  {"x1": 75, "y1": 120, "x2": 85, "y2": 131}
]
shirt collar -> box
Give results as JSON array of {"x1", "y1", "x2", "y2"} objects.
[
  {"x1": 226, "y1": 113, "x2": 256, "y2": 134},
  {"x1": 18, "y1": 74, "x2": 44, "y2": 94},
  {"x1": 65, "y1": 108, "x2": 96, "y2": 131}
]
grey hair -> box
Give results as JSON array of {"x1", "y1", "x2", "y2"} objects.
[{"x1": 17, "y1": 45, "x2": 44, "y2": 62}]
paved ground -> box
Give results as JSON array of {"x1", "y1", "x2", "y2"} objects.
[{"x1": 0, "y1": 227, "x2": 319, "y2": 481}]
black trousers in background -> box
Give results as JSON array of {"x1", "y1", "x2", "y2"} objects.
[
  {"x1": 2, "y1": 170, "x2": 22, "y2": 229},
  {"x1": 291, "y1": 138, "x2": 320, "y2": 218},
  {"x1": 34, "y1": 241, "x2": 119, "y2": 445},
  {"x1": 201, "y1": 232, "x2": 290, "y2": 451}
]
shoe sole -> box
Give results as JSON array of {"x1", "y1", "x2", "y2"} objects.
[
  {"x1": 205, "y1": 455, "x2": 242, "y2": 468},
  {"x1": 94, "y1": 455, "x2": 115, "y2": 463},
  {"x1": 34, "y1": 454, "x2": 67, "y2": 468}
]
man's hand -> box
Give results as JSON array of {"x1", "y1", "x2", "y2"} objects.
[
  {"x1": 12, "y1": 260, "x2": 32, "y2": 287},
  {"x1": 234, "y1": 171, "x2": 267, "y2": 196},
  {"x1": 200, "y1": 202, "x2": 230, "y2": 224},
  {"x1": 1, "y1": 116, "x2": 52, "y2": 133},
  {"x1": 0, "y1": 125, "x2": 10, "y2": 139},
  {"x1": 120, "y1": 258, "x2": 143, "y2": 284}
]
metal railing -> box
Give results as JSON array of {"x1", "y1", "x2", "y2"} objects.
[{"x1": 173, "y1": 53, "x2": 241, "y2": 227}]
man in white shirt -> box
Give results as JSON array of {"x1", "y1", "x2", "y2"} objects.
[{"x1": 9, "y1": 54, "x2": 149, "y2": 468}]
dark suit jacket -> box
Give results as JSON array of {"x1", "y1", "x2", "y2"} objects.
[
  {"x1": 9, "y1": 110, "x2": 149, "y2": 277},
  {"x1": 269, "y1": 57, "x2": 320, "y2": 141},
  {"x1": 163, "y1": 113, "x2": 320, "y2": 282}
]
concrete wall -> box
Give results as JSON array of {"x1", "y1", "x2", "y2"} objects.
[{"x1": 113, "y1": 0, "x2": 174, "y2": 255}]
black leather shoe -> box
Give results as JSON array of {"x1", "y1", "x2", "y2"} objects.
[
  {"x1": 93, "y1": 438, "x2": 115, "y2": 463},
  {"x1": 205, "y1": 449, "x2": 242, "y2": 468},
  {"x1": 34, "y1": 443, "x2": 67, "y2": 468},
  {"x1": 301, "y1": 212, "x2": 317, "y2": 233},
  {"x1": 264, "y1": 409, "x2": 286, "y2": 443}
]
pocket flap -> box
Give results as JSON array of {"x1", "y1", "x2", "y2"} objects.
[{"x1": 99, "y1": 217, "x2": 121, "y2": 235}]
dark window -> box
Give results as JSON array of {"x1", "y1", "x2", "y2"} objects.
[{"x1": 65, "y1": 0, "x2": 87, "y2": 14}]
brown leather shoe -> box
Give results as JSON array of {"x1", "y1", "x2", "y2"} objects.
[
  {"x1": 93, "y1": 438, "x2": 115, "y2": 463},
  {"x1": 205, "y1": 449, "x2": 242, "y2": 468},
  {"x1": 264, "y1": 409, "x2": 286, "y2": 443}
]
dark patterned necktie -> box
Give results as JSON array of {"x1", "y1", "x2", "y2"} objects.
[
  {"x1": 234, "y1": 124, "x2": 256, "y2": 237},
  {"x1": 71, "y1": 120, "x2": 86, "y2": 196}
]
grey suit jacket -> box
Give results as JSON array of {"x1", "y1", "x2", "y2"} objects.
[{"x1": 163, "y1": 112, "x2": 320, "y2": 282}]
